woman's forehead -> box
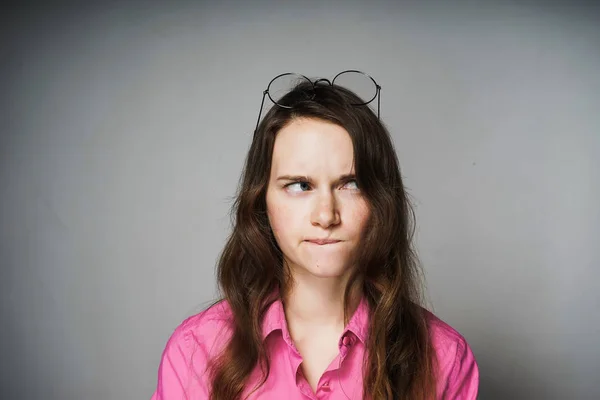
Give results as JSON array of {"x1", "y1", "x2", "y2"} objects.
[{"x1": 271, "y1": 118, "x2": 355, "y2": 175}]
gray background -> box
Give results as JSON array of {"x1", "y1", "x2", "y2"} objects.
[{"x1": 1, "y1": 1, "x2": 599, "y2": 399}]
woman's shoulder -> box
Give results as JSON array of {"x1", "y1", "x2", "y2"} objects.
[
  {"x1": 423, "y1": 309, "x2": 480, "y2": 398},
  {"x1": 165, "y1": 299, "x2": 235, "y2": 357},
  {"x1": 152, "y1": 300, "x2": 235, "y2": 399},
  {"x1": 425, "y1": 310, "x2": 470, "y2": 352}
]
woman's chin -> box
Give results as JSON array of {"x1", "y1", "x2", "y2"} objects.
[{"x1": 300, "y1": 263, "x2": 351, "y2": 279}]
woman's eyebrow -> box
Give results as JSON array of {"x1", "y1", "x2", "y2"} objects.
[
  {"x1": 276, "y1": 175, "x2": 309, "y2": 182},
  {"x1": 276, "y1": 174, "x2": 356, "y2": 184}
]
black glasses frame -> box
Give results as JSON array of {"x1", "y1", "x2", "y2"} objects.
[{"x1": 254, "y1": 70, "x2": 381, "y2": 135}]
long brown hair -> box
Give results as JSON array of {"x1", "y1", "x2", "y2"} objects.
[{"x1": 209, "y1": 81, "x2": 437, "y2": 399}]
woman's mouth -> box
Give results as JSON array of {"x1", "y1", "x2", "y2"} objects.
[{"x1": 305, "y1": 239, "x2": 342, "y2": 245}]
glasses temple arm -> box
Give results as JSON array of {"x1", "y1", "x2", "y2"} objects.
[
  {"x1": 377, "y1": 85, "x2": 381, "y2": 119},
  {"x1": 254, "y1": 90, "x2": 268, "y2": 137}
]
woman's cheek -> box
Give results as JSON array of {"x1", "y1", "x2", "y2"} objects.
[
  {"x1": 350, "y1": 199, "x2": 370, "y2": 230},
  {"x1": 268, "y1": 205, "x2": 292, "y2": 238}
]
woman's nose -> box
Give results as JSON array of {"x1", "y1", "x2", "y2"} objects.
[{"x1": 311, "y1": 192, "x2": 340, "y2": 228}]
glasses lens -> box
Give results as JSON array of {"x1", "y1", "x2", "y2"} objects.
[
  {"x1": 267, "y1": 73, "x2": 313, "y2": 105},
  {"x1": 333, "y1": 71, "x2": 378, "y2": 105}
]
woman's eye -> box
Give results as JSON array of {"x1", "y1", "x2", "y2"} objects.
[
  {"x1": 285, "y1": 182, "x2": 311, "y2": 193},
  {"x1": 284, "y1": 180, "x2": 358, "y2": 192},
  {"x1": 343, "y1": 180, "x2": 359, "y2": 190}
]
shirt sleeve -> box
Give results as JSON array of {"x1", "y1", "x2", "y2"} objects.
[
  {"x1": 151, "y1": 327, "x2": 211, "y2": 400},
  {"x1": 443, "y1": 337, "x2": 479, "y2": 399}
]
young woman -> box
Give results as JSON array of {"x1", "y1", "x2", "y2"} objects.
[{"x1": 151, "y1": 72, "x2": 479, "y2": 399}]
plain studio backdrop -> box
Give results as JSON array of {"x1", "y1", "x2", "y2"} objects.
[{"x1": 1, "y1": 1, "x2": 598, "y2": 399}]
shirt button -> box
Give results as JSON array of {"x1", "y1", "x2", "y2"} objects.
[
  {"x1": 321, "y1": 381, "x2": 331, "y2": 392},
  {"x1": 342, "y1": 336, "x2": 353, "y2": 346}
]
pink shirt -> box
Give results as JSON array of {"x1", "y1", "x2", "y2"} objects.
[{"x1": 151, "y1": 296, "x2": 479, "y2": 399}]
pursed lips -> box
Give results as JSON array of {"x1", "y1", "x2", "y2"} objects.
[{"x1": 305, "y1": 239, "x2": 342, "y2": 245}]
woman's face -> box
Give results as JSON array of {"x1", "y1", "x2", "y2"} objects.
[{"x1": 266, "y1": 118, "x2": 370, "y2": 280}]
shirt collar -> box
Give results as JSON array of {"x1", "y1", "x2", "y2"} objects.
[{"x1": 261, "y1": 290, "x2": 370, "y2": 345}]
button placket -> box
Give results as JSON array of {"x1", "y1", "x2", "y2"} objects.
[{"x1": 297, "y1": 375, "x2": 316, "y2": 399}]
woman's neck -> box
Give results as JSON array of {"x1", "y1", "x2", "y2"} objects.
[{"x1": 281, "y1": 271, "x2": 362, "y2": 329}]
